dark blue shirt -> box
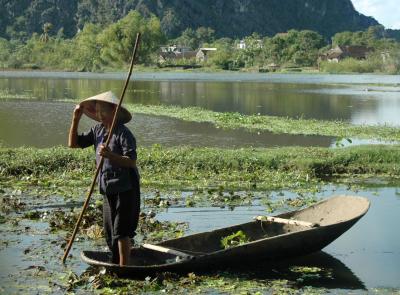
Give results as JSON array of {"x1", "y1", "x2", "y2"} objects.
[{"x1": 77, "y1": 123, "x2": 139, "y2": 195}]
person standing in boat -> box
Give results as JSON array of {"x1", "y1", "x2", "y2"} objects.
[{"x1": 68, "y1": 91, "x2": 140, "y2": 266}]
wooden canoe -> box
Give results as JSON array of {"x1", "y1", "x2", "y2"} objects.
[{"x1": 81, "y1": 195, "x2": 370, "y2": 277}]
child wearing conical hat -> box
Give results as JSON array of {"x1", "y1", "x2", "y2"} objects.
[{"x1": 68, "y1": 91, "x2": 140, "y2": 266}]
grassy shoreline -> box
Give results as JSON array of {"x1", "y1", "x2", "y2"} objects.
[
  {"x1": 1, "y1": 145, "x2": 399, "y2": 194},
  {"x1": 1, "y1": 64, "x2": 399, "y2": 75}
]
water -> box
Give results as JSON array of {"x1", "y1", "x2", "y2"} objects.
[
  {"x1": 0, "y1": 72, "x2": 399, "y2": 124},
  {"x1": 0, "y1": 100, "x2": 333, "y2": 148},
  {"x1": 0, "y1": 72, "x2": 399, "y2": 291},
  {"x1": 1, "y1": 186, "x2": 399, "y2": 292},
  {"x1": 1, "y1": 71, "x2": 399, "y2": 148},
  {"x1": 157, "y1": 186, "x2": 400, "y2": 290}
]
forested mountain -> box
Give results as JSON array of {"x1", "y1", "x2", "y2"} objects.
[{"x1": 0, "y1": 0, "x2": 385, "y2": 40}]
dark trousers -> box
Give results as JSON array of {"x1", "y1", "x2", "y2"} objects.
[{"x1": 103, "y1": 187, "x2": 140, "y2": 264}]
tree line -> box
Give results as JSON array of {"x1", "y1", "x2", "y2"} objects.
[{"x1": 0, "y1": 11, "x2": 399, "y2": 73}]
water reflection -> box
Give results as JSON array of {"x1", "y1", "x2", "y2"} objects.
[
  {"x1": 322, "y1": 187, "x2": 400, "y2": 289},
  {"x1": 0, "y1": 101, "x2": 333, "y2": 148},
  {"x1": 0, "y1": 72, "x2": 399, "y2": 125},
  {"x1": 222, "y1": 251, "x2": 366, "y2": 291},
  {"x1": 154, "y1": 81, "x2": 356, "y2": 120}
]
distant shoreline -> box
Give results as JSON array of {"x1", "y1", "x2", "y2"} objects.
[{"x1": 1, "y1": 70, "x2": 399, "y2": 85}]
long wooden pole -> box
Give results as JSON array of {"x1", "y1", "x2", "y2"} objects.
[{"x1": 62, "y1": 33, "x2": 141, "y2": 264}]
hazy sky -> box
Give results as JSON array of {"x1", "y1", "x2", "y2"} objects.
[{"x1": 351, "y1": 0, "x2": 400, "y2": 29}]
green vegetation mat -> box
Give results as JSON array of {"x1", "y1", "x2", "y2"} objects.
[
  {"x1": 128, "y1": 104, "x2": 400, "y2": 141},
  {"x1": 1, "y1": 145, "x2": 399, "y2": 195}
]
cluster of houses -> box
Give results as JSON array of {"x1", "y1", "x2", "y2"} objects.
[
  {"x1": 320, "y1": 45, "x2": 371, "y2": 62},
  {"x1": 158, "y1": 42, "x2": 375, "y2": 67},
  {"x1": 158, "y1": 45, "x2": 217, "y2": 64},
  {"x1": 158, "y1": 40, "x2": 262, "y2": 65}
]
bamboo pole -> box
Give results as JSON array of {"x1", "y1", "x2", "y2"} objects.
[{"x1": 62, "y1": 33, "x2": 141, "y2": 264}]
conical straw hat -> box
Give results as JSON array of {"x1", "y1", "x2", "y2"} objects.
[{"x1": 79, "y1": 91, "x2": 132, "y2": 124}]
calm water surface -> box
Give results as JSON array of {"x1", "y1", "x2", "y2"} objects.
[
  {"x1": 157, "y1": 187, "x2": 400, "y2": 290},
  {"x1": 0, "y1": 71, "x2": 399, "y2": 123},
  {"x1": 1, "y1": 72, "x2": 399, "y2": 148}
]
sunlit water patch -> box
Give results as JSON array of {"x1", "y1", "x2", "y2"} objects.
[{"x1": 330, "y1": 137, "x2": 398, "y2": 148}]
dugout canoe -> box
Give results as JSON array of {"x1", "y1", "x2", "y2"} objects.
[{"x1": 81, "y1": 195, "x2": 370, "y2": 277}]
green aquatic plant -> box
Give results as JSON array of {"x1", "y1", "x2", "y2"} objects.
[
  {"x1": 48, "y1": 201, "x2": 103, "y2": 233},
  {"x1": 138, "y1": 214, "x2": 188, "y2": 243},
  {"x1": 0, "y1": 194, "x2": 26, "y2": 213},
  {"x1": 335, "y1": 137, "x2": 353, "y2": 147},
  {"x1": 23, "y1": 210, "x2": 42, "y2": 220},
  {"x1": 0, "y1": 89, "x2": 37, "y2": 100},
  {"x1": 32, "y1": 99, "x2": 400, "y2": 141},
  {"x1": 1, "y1": 145, "x2": 400, "y2": 195},
  {"x1": 126, "y1": 104, "x2": 400, "y2": 142},
  {"x1": 220, "y1": 230, "x2": 250, "y2": 249}
]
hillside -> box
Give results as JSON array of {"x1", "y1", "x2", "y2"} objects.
[
  {"x1": 152, "y1": 0, "x2": 379, "y2": 38},
  {"x1": 1, "y1": 0, "x2": 382, "y2": 40}
]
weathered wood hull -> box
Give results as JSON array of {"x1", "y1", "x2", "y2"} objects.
[{"x1": 81, "y1": 195, "x2": 370, "y2": 277}]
